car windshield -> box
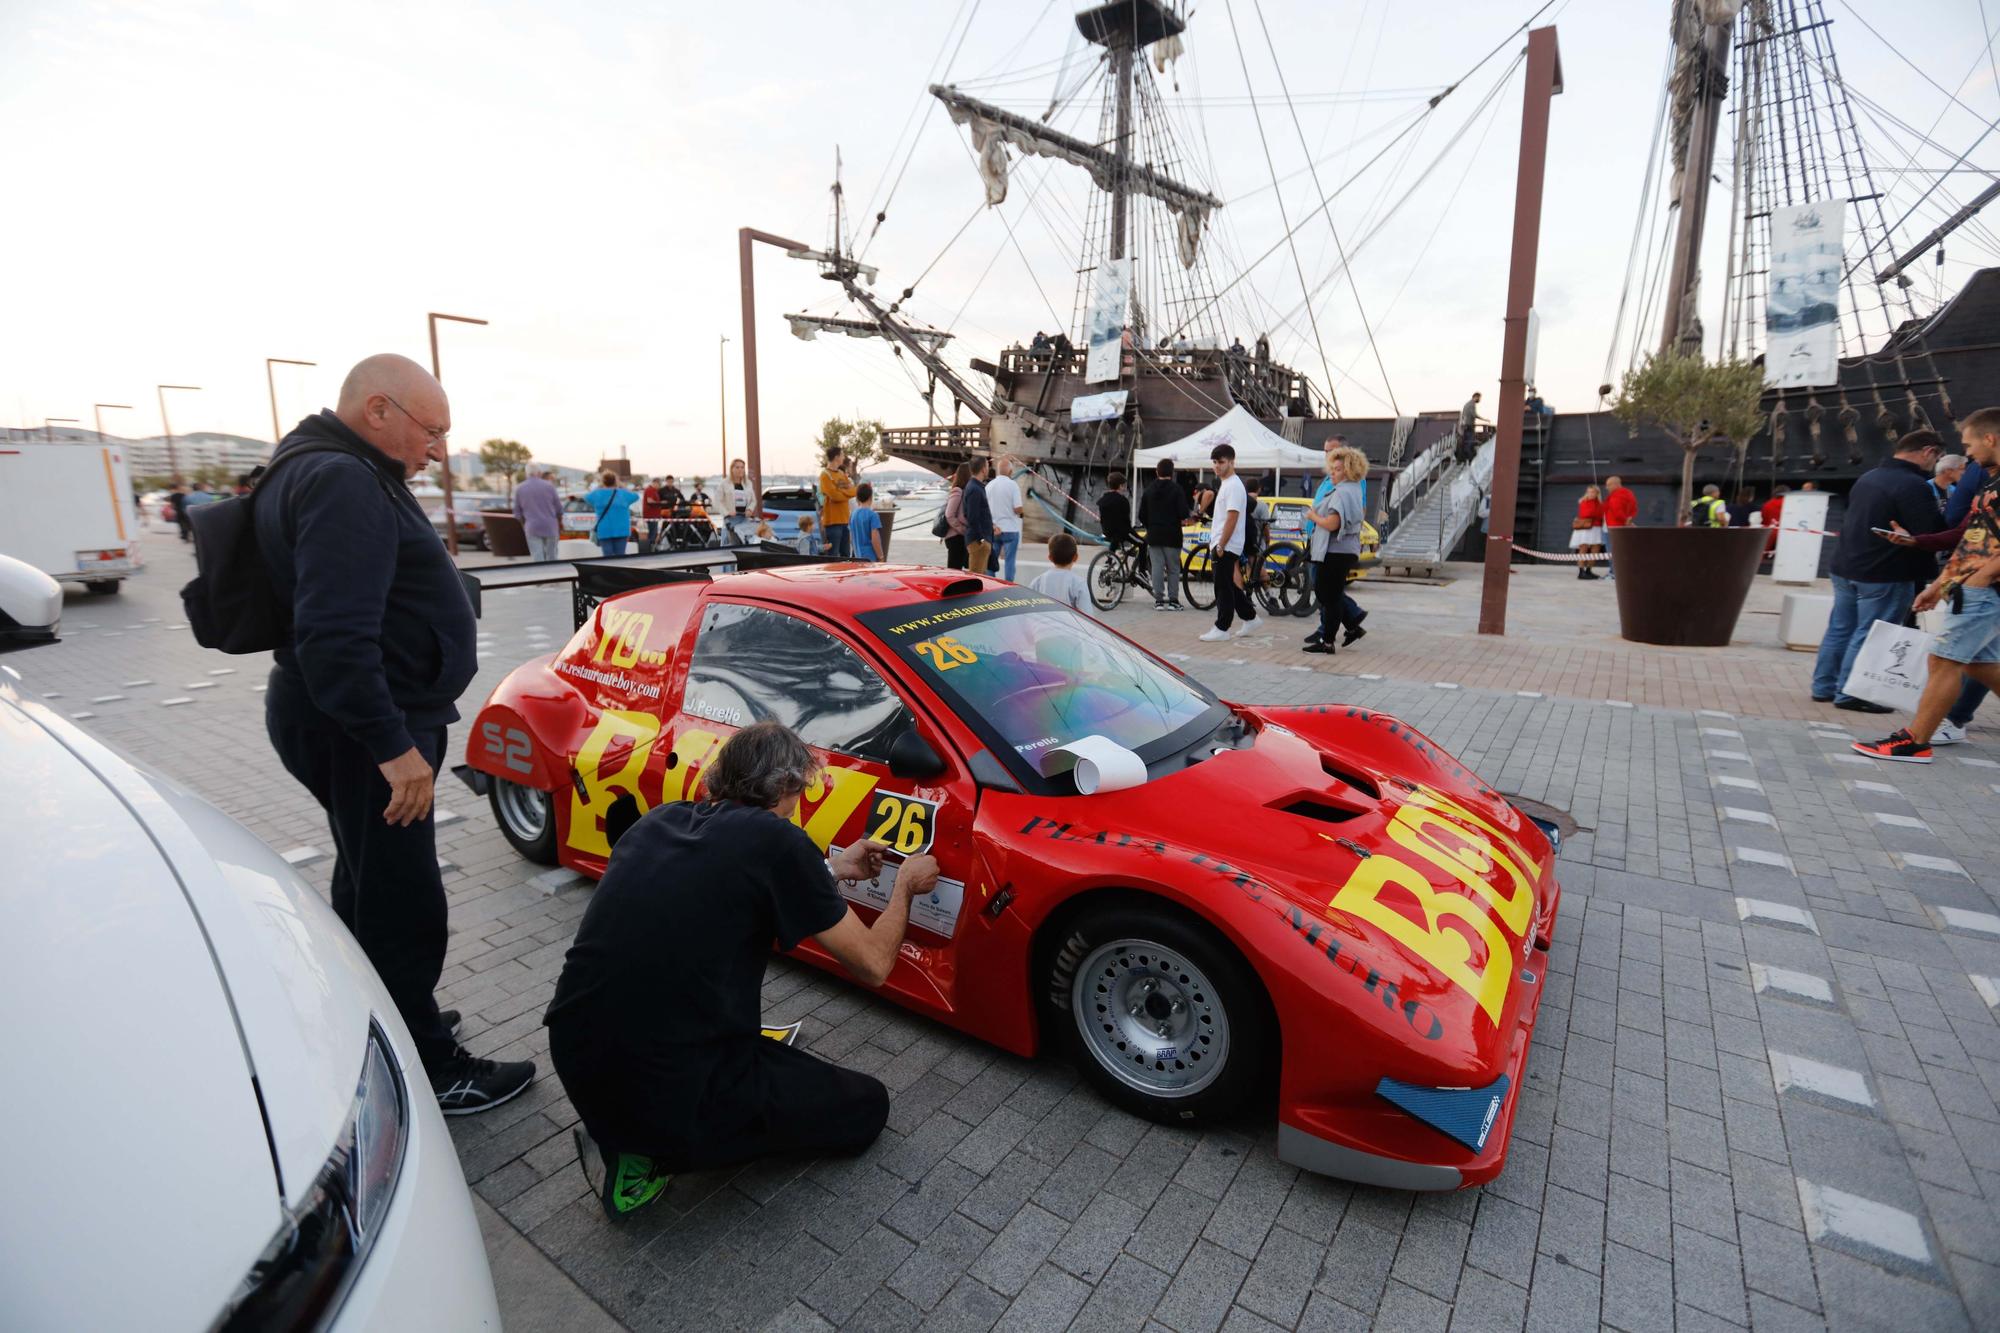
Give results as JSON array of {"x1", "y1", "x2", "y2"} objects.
[{"x1": 859, "y1": 591, "x2": 1218, "y2": 781}]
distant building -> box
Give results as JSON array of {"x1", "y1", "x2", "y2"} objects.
[{"x1": 111, "y1": 432, "x2": 272, "y2": 479}]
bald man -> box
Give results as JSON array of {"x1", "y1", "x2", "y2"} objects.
[{"x1": 255, "y1": 354, "x2": 535, "y2": 1115}]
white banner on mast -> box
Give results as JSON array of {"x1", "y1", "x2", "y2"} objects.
[
  {"x1": 1084, "y1": 258, "x2": 1132, "y2": 384},
  {"x1": 1764, "y1": 200, "x2": 1845, "y2": 389}
]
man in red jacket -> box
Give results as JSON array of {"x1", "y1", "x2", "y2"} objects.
[{"x1": 1601, "y1": 476, "x2": 1638, "y2": 578}]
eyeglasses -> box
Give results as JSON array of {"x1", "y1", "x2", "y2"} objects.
[{"x1": 382, "y1": 393, "x2": 449, "y2": 444}]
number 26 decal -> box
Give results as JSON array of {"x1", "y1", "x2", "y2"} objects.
[
  {"x1": 866, "y1": 792, "x2": 937, "y2": 855},
  {"x1": 912, "y1": 635, "x2": 978, "y2": 671}
]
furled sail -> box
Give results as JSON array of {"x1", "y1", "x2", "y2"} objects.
[{"x1": 930, "y1": 84, "x2": 1221, "y2": 265}]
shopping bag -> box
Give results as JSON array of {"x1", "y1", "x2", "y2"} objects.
[{"x1": 1840, "y1": 619, "x2": 1934, "y2": 711}]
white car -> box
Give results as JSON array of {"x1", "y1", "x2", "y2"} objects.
[{"x1": 0, "y1": 657, "x2": 501, "y2": 1328}]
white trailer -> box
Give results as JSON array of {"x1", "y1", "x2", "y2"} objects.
[{"x1": 0, "y1": 443, "x2": 144, "y2": 594}]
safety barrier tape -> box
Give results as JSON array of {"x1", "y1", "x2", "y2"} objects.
[{"x1": 1509, "y1": 527, "x2": 1840, "y2": 563}]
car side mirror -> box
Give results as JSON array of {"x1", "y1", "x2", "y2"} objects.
[{"x1": 888, "y1": 728, "x2": 948, "y2": 782}]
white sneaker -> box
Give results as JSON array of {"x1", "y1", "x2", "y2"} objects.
[
  {"x1": 1233, "y1": 616, "x2": 1261, "y2": 637},
  {"x1": 1198, "y1": 627, "x2": 1233, "y2": 642},
  {"x1": 1933, "y1": 722, "x2": 1967, "y2": 746}
]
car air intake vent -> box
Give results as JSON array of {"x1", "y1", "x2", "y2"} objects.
[
  {"x1": 1320, "y1": 755, "x2": 1380, "y2": 800},
  {"x1": 1277, "y1": 797, "x2": 1363, "y2": 825}
]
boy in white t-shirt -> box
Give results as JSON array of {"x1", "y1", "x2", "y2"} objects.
[
  {"x1": 1028, "y1": 533, "x2": 1092, "y2": 616},
  {"x1": 1198, "y1": 443, "x2": 1260, "y2": 642}
]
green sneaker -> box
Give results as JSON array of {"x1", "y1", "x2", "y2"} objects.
[{"x1": 574, "y1": 1127, "x2": 670, "y2": 1222}]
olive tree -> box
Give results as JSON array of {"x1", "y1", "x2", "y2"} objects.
[{"x1": 1609, "y1": 352, "x2": 1765, "y2": 524}]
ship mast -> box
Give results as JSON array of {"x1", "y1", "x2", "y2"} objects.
[{"x1": 1659, "y1": 0, "x2": 1741, "y2": 356}]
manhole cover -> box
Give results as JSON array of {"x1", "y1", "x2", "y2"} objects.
[{"x1": 1500, "y1": 794, "x2": 1584, "y2": 839}]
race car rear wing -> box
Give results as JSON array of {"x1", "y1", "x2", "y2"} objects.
[{"x1": 455, "y1": 543, "x2": 828, "y2": 630}]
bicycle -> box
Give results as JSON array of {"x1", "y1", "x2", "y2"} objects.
[
  {"x1": 1086, "y1": 535, "x2": 1153, "y2": 611},
  {"x1": 1180, "y1": 542, "x2": 1300, "y2": 616}
]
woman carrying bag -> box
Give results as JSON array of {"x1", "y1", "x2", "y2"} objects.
[{"x1": 938, "y1": 463, "x2": 971, "y2": 569}]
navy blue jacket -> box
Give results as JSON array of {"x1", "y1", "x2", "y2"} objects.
[
  {"x1": 1833, "y1": 456, "x2": 1945, "y2": 584},
  {"x1": 254, "y1": 411, "x2": 477, "y2": 763},
  {"x1": 961, "y1": 477, "x2": 994, "y2": 540},
  {"x1": 1947, "y1": 459, "x2": 1988, "y2": 527}
]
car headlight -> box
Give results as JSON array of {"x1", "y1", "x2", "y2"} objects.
[{"x1": 217, "y1": 1019, "x2": 410, "y2": 1331}]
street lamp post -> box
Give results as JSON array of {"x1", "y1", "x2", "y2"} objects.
[
  {"x1": 719, "y1": 334, "x2": 730, "y2": 481},
  {"x1": 266, "y1": 358, "x2": 317, "y2": 446},
  {"x1": 93, "y1": 404, "x2": 133, "y2": 442},
  {"x1": 738, "y1": 228, "x2": 812, "y2": 505},
  {"x1": 428, "y1": 312, "x2": 488, "y2": 555},
  {"x1": 157, "y1": 384, "x2": 202, "y2": 480},
  {"x1": 44, "y1": 417, "x2": 79, "y2": 441}
]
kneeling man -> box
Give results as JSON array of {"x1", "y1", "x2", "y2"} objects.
[{"x1": 545, "y1": 720, "x2": 939, "y2": 1220}]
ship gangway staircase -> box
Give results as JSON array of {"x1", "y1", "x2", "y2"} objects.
[{"x1": 1374, "y1": 436, "x2": 1496, "y2": 577}]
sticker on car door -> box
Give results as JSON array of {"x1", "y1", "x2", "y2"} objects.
[{"x1": 830, "y1": 844, "x2": 965, "y2": 939}]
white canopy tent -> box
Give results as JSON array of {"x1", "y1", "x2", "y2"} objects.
[{"x1": 1131, "y1": 405, "x2": 1325, "y2": 474}]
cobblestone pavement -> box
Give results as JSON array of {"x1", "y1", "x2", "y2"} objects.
[{"x1": 22, "y1": 532, "x2": 2000, "y2": 1331}]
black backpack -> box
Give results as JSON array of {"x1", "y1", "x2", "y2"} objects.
[{"x1": 181, "y1": 443, "x2": 396, "y2": 654}]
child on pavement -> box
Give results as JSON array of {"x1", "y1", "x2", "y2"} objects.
[{"x1": 1029, "y1": 533, "x2": 1092, "y2": 615}]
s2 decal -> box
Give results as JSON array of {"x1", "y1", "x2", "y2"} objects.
[{"x1": 480, "y1": 720, "x2": 533, "y2": 774}]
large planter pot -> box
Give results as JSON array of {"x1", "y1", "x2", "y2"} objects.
[{"x1": 1607, "y1": 526, "x2": 1770, "y2": 646}]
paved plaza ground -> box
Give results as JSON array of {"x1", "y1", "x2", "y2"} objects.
[{"x1": 21, "y1": 524, "x2": 2000, "y2": 1331}]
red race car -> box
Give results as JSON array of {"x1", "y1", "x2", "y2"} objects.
[{"x1": 460, "y1": 561, "x2": 1561, "y2": 1189}]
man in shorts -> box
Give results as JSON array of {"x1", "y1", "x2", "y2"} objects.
[{"x1": 1854, "y1": 407, "x2": 2000, "y2": 762}]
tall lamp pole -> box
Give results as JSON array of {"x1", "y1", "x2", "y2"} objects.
[
  {"x1": 1477, "y1": 25, "x2": 1563, "y2": 637},
  {"x1": 44, "y1": 417, "x2": 80, "y2": 441},
  {"x1": 739, "y1": 228, "x2": 811, "y2": 505},
  {"x1": 719, "y1": 334, "x2": 731, "y2": 480},
  {"x1": 93, "y1": 403, "x2": 133, "y2": 442},
  {"x1": 157, "y1": 384, "x2": 202, "y2": 480},
  {"x1": 266, "y1": 358, "x2": 317, "y2": 446},
  {"x1": 427, "y1": 312, "x2": 488, "y2": 555}
]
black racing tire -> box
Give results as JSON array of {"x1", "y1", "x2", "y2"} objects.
[
  {"x1": 1179, "y1": 548, "x2": 1215, "y2": 610},
  {"x1": 84, "y1": 579, "x2": 122, "y2": 595},
  {"x1": 1087, "y1": 548, "x2": 1126, "y2": 612},
  {"x1": 1045, "y1": 899, "x2": 1274, "y2": 1125},
  {"x1": 489, "y1": 779, "x2": 559, "y2": 865}
]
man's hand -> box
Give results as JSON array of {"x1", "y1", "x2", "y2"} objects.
[
  {"x1": 1883, "y1": 520, "x2": 1917, "y2": 547},
  {"x1": 378, "y1": 747, "x2": 434, "y2": 826},
  {"x1": 896, "y1": 853, "x2": 942, "y2": 899},
  {"x1": 830, "y1": 840, "x2": 888, "y2": 883},
  {"x1": 1914, "y1": 584, "x2": 1944, "y2": 613}
]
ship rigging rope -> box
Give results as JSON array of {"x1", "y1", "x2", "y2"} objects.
[
  {"x1": 1603, "y1": 46, "x2": 1675, "y2": 388},
  {"x1": 1160, "y1": 0, "x2": 1552, "y2": 348},
  {"x1": 859, "y1": 0, "x2": 983, "y2": 261},
  {"x1": 1249, "y1": 0, "x2": 1399, "y2": 417}
]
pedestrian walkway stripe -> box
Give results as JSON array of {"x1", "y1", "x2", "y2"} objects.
[
  {"x1": 1959, "y1": 756, "x2": 1999, "y2": 769},
  {"x1": 1737, "y1": 898, "x2": 1819, "y2": 933},
  {"x1": 1434, "y1": 682, "x2": 1460, "y2": 690},
  {"x1": 1606, "y1": 700, "x2": 1634, "y2": 708},
  {"x1": 435, "y1": 808, "x2": 462, "y2": 826},
  {"x1": 1892, "y1": 852, "x2": 1968, "y2": 877},
  {"x1": 90, "y1": 694, "x2": 125, "y2": 704},
  {"x1": 1516, "y1": 690, "x2": 1543, "y2": 698},
  {"x1": 1934, "y1": 906, "x2": 2000, "y2": 936},
  {"x1": 1752, "y1": 964, "x2": 1834, "y2": 1005},
  {"x1": 1700, "y1": 727, "x2": 1745, "y2": 739},
  {"x1": 1707, "y1": 749, "x2": 1752, "y2": 763},
  {"x1": 1713, "y1": 775, "x2": 1764, "y2": 792},
  {"x1": 160, "y1": 697, "x2": 193, "y2": 707},
  {"x1": 1827, "y1": 754, "x2": 1874, "y2": 765},
  {"x1": 185, "y1": 682, "x2": 217, "y2": 691},
  {"x1": 1797, "y1": 1180, "x2": 1933, "y2": 1272},
  {"x1": 1771, "y1": 1051, "x2": 1875, "y2": 1109},
  {"x1": 1722, "y1": 807, "x2": 1777, "y2": 826},
  {"x1": 122, "y1": 679, "x2": 152, "y2": 688},
  {"x1": 1869, "y1": 812, "x2": 1930, "y2": 831},
  {"x1": 1699, "y1": 709, "x2": 1735, "y2": 720},
  {"x1": 70, "y1": 711, "x2": 94, "y2": 720},
  {"x1": 1734, "y1": 846, "x2": 1795, "y2": 872},
  {"x1": 42, "y1": 692, "x2": 62, "y2": 699},
  {"x1": 1845, "y1": 780, "x2": 1899, "y2": 795},
  {"x1": 281, "y1": 845, "x2": 325, "y2": 866},
  {"x1": 207, "y1": 667, "x2": 235, "y2": 676},
  {"x1": 1972, "y1": 976, "x2": 2000, "y2": 1009},
  {"x1": 533, "y1": 867, "x2": 587, "y2": 895},
  {"x1": 1359, "y1": 673, "x2": 1384, "y2": 680}
]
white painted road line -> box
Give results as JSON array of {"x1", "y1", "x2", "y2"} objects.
[
  {"x1": 1359, "y1": 673, "x2": 1384, "y2": 681},
  {"x1": 281, "y1": 845, "x2": 326, "y2": 866},
  {"x1": 1752, "y1": 964, "x2": 1834, "y2": 1005},
  {"x1": 533, "y1": 867, "x2": 587, "y2": 896},
  {"x1": 70, "y1": 711, "x2": 95, "y2": 720},
  {"x1": 1722, "y1": 807, "x2": 1777, "y2": 826},
  {"x1": 207, "y1": 667, "x2": 235, "y2": 676},
  {"x1": 1698, "y1": 709, "x2": 1735, "y2": 720},
  {"x1": 1972, "y1": 975, "x2": 2000, "y2": 1009},
  {"x1": 1771, "y1": 1051, "x2": 1875, "y2": 1109},
  {"x1": 1713, "y1": 775, "x2": 1764, "y2": 792},
  {"x1": 1434, "y1": 681, "x2": 1461, "y2": 690},
  {"x1": 1516, "y1": 690, "x2": 1543, "y2": 698},
  {"x1": 1892, "y1": 851, "x2": 1968, "y2": 877},
  {"x1": 1700, "y1": 727, "x2": 1744, "y2": 739},
  {"x1": 122, "y1": 679, "x2": 153, "y2": 688},
  {"x1": 1737, "y1": 898, "x2": 1819, "y2": 933},
  {"x1": 1845, "y1": 780, "x2": 1898, "y2": 795},
  {"x1": 90, "y1": 694, "x2": 125, "y2": 704},
  {"x1": 1959, "y1": 756, "x2": 1999, "y2": 769},
  {"x1": 1734, "y1": 847, "x2": 1796, "y2": 872},
  {"x1": 185, "y1": 682, "x2": 217, "y2": 691},
  {"x1": 1606, "y1": 699, "x2": 1634, "y2": 708},
  {"x1": 1797, "y1": 1180, "x2": 1933, "y2": 1271},
  {"x1": 1869, "y1": 812, "x2": 1930, "y2": 831},
  {"x1": 435, "y1": 808, "x2": 463, "y2": 827},
  {"x1": 160, "y1": 697, "x2": 193, "y2": 707},
  {"x1": 1707, "y1": 749, "x2": 1752, "y2": 763},
  {"x1": 1826, "y1": 754, "x2": 1873, "y2": 765},
  {"x1": 1934, "y1": 906, "x2": 2000, "y2": 937}
]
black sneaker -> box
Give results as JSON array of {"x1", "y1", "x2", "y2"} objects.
[
  {"x1": 439, "y1": 1009, "x2": 461, "y2": 1035},
  {"x1": 1304, "y1": 641, "x2": 1337, "y2": 655},
  {"x1": 1303, "y1": 629, "x2": 1324, "y2": 645},
  {"x1": 430, "y1": 1050, "x2": 536, "y2": 1116},
  {"x1": 575, "y1": 1127, "x2": 671, "y2": 1223},
  {"x1": 1835, "y1": 697, "x2": 1894, "y2": 714},
  {"x1": 1343, "y1": 625, "x2": 1368, "y2": 647}
]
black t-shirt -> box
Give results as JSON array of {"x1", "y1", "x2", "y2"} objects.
[
  {"x1": 1139, "y1": 478, "x2": 1192, "y2": 546},
  {"x1": 1100, "y1": 490, "x2": 1132, "y2": 546},
  {"x1": 544, "y1": 801, "x2": 847, "y2": 1051}
]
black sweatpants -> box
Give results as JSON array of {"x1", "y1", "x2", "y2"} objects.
[
  {"x1": 266, "y1": 668, "x2": 457, "y2": 1073},
  {"x1": 1213, "y1": 551, "x2": 1259, "y2": 631},
  {"x1": 551, "y1": 1026, "x2": 889, "y2": 1173},
  {"x1": 1316, "y1": 552, "x2": 1361, "y2": 640}
]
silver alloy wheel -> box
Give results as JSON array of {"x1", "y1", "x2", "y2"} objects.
[
  {"x1": 1071, "y1": 937, "x2": 1231, "y2": 1097},
  {"x1": 494, "y1": 780, "x2": 551, "y2": 844}
]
